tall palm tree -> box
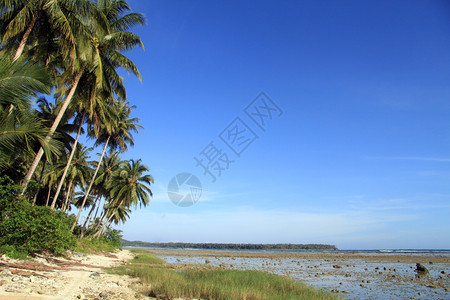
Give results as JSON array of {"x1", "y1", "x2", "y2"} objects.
[
  {"x1": 72, "y1": 99, "x2": 141, "y2": 231},
  {"x1": 0, "y1": 0, "x2": 90, "y2": 62},
  {"x1": 0, "y1": 53, "x2": 58, "y2": 174},
  {"x1": 94, "y1": 158, "x2": 153, "y2": 237},
  {"x1": 57, "y1": 144, "x2": 92, "y2": 211},
  {"x1": 81, "y1": 150, "x2": 120, "y2": 230},
  {"x1": 20, "y1": 0, "x2": 144, "y2": 194}
]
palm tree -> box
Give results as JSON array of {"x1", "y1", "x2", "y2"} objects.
[
  {"x1": 81, "y1": 151, "x2": 120, "y2": 230},
  {"x1": 0, "y1": 0, "x2": 91, "y2": 62},
  {"x1": 58, "y1": 144, "x2": 92, "y2": 211},
  {"x1": 0, "y1": 53, "x2": 58, "y2": 174},
  {"x1": 94, "y1": 158, "x2": 153, "y2": 237},
  {"x1": 0, "y1": 52, "x2": 50, "y2": 107},
  {"x1": 20, "y1": 0, "x2": 144, "y2": 194},
  {"x1": 71, "y1": 99, "x2": 141, "y2": 231}
]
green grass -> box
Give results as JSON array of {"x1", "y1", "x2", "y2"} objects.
[
  {"x1": 75, "y1": 237, "x2": 121, "y2": 254},
  {"x1": 109, "y1": 251, "x2": 337, "y2": 300}
]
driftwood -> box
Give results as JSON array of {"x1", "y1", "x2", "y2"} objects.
[
  {"x1": 0, "y1": 261, "x2": 59, "y2": 272},
  {"x1": 0, "y1": 267, "x2": 49, "y2": 278}
]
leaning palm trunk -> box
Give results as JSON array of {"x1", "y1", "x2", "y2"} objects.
[
  {"x1": 92, "y1": 198, "x2": 102, "y2": 222},
  {"x1": 33, "y1": 159, "x2": 47, "y2": 206},
  {"x1": 92, "y1": 205, "x2": 108, "y2": 234},
  {"x1": 13, "y1": 13, "x2": 39, "y2": 61},
  {"x1": 62, "y1": 179, "x2": 74, "y2": 211},
  {"x1": 82, "y1": 194, "x2": 101, "y2": 228},
  {"x1": 71, "y1": 135, "x2": 110, "y2": 231},
  {"x1": 79, "y1": 194, "x2": 101, "y2": 238},
  {"x1": 94, "y1": 199, "x2": 124, "y2": 238},
  {"x1": 45, "y1": 187, "x2": 52, "y2": 206},
  {"x1": 21, "y1": 72, "x2": 83, "y2": 194},
  {"x1": 51, "y1": 111, "x2": 86, "y2": 209}
]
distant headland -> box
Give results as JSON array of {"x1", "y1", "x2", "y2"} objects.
[{"x1": 121, "y1": 240, "x2": 338, "y2": 250}]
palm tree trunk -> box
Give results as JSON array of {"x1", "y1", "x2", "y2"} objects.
[
  {"x1": 51, "y1": 111, "x2": 86, "y2": 209},
  {"x1": 31, "y1": 192, "x2": 38, "y2": 206},
  {"x1": 13, "y1": 13, "x2": 39, "y2": 61},
  {"x1": 21, "y1": 72, "x2": 83, "y2": 195},
  {"x1": 92, "y1": 198, "x2": 102, "y2": 221},
  {"x1": 82, "y1": 195, "x2": 100, "y2": 229},
  {"x1": 71, "y1": 135, "x2": 110, "y2": 231},
  {"x1": 61, "y1": 179, "x2": 73, "y2": 211},
  {"x1": 32, "y1": 158, "x2": 47, "y2": 206},
  {"x1": 62, "y1": 182, "x2": 74, "y2": 212},
  {"x1": 79, "y1": 195, "x2": 102, "y2": 238},
  {"x1": 94, "y1": 199, "x2": 124, "y2": 238},
  {"x1": 93, "y1": 205, "x2": 107, "y2": 233},
  {"x1": 45, "y1": 186, "x2": 52, "y2": 206}
]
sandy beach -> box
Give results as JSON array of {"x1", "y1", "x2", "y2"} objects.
[
  {"x1": 0, "y1": 250, "x2": 145, "y2": 300},
  {"x1": 1, "y1": 248, "x2": 449, "y2": 299}
]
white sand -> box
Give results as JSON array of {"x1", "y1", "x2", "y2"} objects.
[{"x1": 0, "y1": 250, "x2": 148, "y2": 300}]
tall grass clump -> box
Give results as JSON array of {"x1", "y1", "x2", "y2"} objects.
[{"x1": 109, "y1": 251, "x2": 336, "y2": 300}]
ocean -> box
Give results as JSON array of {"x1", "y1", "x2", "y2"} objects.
[{"x1": 135, "y1": 247, "x2": 450, "y2": 300}]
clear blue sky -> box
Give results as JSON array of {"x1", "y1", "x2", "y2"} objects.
[{"x1": 106, "y1": 0, "x2": 450, "y2": 250}]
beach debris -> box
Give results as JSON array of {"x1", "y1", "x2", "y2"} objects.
[
  {"x1": 1, "y1": 269, "x2": 12, "y2": 276},
  {"x1": 90, "y1": 272, "x2": 101, "y2": 278},
  {"x1": 99, "y1": 291, "x2": 109, "y2": 298},
  {"x1": 332, "y1": 264, "x2": 342, "y2": 269},
  {"x1": 414, "y1": 263, "x2": 429, "y2": 278}
]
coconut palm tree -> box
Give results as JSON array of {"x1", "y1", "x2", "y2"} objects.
[
  {"x1": 82, "y1": 151, "x2": 120, "y2": 229},
  {"x1": 20, "y1": 0, "x2": 144, "y2": 195},
  {"x1": 57, "y1": 144, "x2": 93, "y2": 211},
  {"x1": 0, "y1": 0, "x2": 91, "y2": 62},
  {"x1": 71, "y1": 99, "x2": 141, "y2": 231},
  {"x1": 0, "y1": 53, "x2": 57, "y2": 175},
  {"x1": 94, "y1": 158, "x2": 153, "y2": 237}
]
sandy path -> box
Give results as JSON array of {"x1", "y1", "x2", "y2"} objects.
[{"x1": 0, "y1": 250, "x2": 148, "y2": 300}]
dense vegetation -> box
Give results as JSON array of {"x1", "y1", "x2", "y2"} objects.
[
  {"x1": 109, "y1": 250, "x2": 337, "y2": 300},
  {"x1": 0, "y1": 0, "x2": 152, "y2": 257},
  {"x1": 122, "y1": 240, "x2": 338, "y2": 251}
]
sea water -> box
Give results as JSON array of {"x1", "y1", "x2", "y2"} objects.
[{"x1": 144, "y1": 248, "x2": 450, "y2": 300}]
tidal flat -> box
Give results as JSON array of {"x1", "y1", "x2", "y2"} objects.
[{"x1": 147, "y1": 248, "x2": 450, "y2": 300}]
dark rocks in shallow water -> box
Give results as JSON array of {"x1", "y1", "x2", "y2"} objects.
[
  {"x1": 414, "y1": 263, "x2": 429, "y2": 278},
  {"x1": 332, "y1": 265, "x2": 342, "y2": 269}
]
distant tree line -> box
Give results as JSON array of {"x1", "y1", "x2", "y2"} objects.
[{"x1": 121, "y1": 240, "x2": 338, "y2": 251}]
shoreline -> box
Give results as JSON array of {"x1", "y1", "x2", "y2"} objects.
[
  {"x1": 148, "y1": 248, "x2": 450, "y2": 299},
  {"x1": 0, "y1": 250, "x2": 145, "y2": 300},
  {"x1": 140, "y1": 247, "x2": 450, "y2": 263}
]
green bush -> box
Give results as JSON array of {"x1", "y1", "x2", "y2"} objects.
[
  {"x1": 76, "y1": 228, "x2": 122, "y2": 253},
  {"x1": 0, "y1": 176, "x2": 76, "y2": 256},
  {"x1": 104, "y1": 228, "x2": 123, "y2": 249}
]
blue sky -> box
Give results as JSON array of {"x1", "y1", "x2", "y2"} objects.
[{"x1": 102, "y1": 0, "x2": 450, "y2": 250}]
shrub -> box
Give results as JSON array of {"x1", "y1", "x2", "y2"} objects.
[
  {"x1": 0, "y1": 176, "x2": 76, "y2": 256},
  {"x1": 76, "y1": 228, "x2": 123, "y2": 253}
]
